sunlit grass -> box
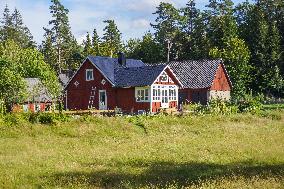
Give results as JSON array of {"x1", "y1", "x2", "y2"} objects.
[{"x1": 0, "y1": 111, "x2": 283, "y2": 188}]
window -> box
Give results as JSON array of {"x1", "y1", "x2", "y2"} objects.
[
  {"x1": 160, "y1": 72, "x2": 168, "y2": 82},
  {"x1": 136, "y1": 88, "x2": 150, "y2": 102},
  {"x1": 86, "y1": 69, "x2": 94, "y2": 81},
  {"x1": 169, "y1": 86, "x2": 177, "y2": 101},
  {"x1": 152, "y1": 86, "x2": 161, "y2": 101}
]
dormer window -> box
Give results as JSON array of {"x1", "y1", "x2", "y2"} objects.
[
  {"x1": 86, "y1": 69, "x2": 94, "y2": 81},
  {"x1": 160, "y1": 72, "x2": 168, "y2": 82}
]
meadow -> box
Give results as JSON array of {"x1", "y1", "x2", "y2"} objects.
[{"x1": 0, "y1": 110, "x2": 283, "y2": 188}]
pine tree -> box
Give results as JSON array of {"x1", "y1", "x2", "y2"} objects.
[
  {"x1": 40, "y1": 32, "x2": 57, "y2": 72},
  {"x1": 44, "y1": 0, "x2": 77, "y2": 73},
  {"x1": 0, "y1": 5, "x2": 13, "y2": 42},
  {"x1": 206, "y1": 0, "x2": 238, "y2": 49},
  {"x1": 11, "y1": 8, "x2": 35, "y2": 47},
  {"x1": 92, "y1": 29, "x2": 100, "y2": 56},
  {"x1": 102, "y1": 20, "x2": 122, "y2": 57},
  {"x1": 0, "y1": 6, "x2": 34, "y2": 48},
  {"x1": 180, "y1": 1, "x2": 210, "y2": 60},
  {"x1": 184, "y1": 0, "x2": 198, "y2": 34},
  {"x1": 83, "y1": 32, "x2": 92, "y2": 57},
  {"x1": 151, "y1": 2, "x2": 182, "y2": 62}
]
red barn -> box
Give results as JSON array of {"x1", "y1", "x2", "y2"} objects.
[
  {"x1": 168, "y1": 60, "x2": 232, "y2": 105},
  {"x1": 64, "y1": 55, "x2": 182, "y2": 113}
]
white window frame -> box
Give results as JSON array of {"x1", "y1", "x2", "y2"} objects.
[
  {"x1": 86, "y1": 69, "x2": 94, "y2": 81},
  {"x1": 135, "y1": 87, "x2": 150, "y2": 102},
  {"x1": 152, "y1": 85, "x2": 161, "y2": 101},
  {"x1": 169, "y1": 86, "x2": 178, "y2": 101},
  {"x1": 151, "y1": 84, "x2": 178, "y2": 102}
]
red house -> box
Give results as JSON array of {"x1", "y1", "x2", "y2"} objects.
[
  {"x1": 64, "y1": 54, "x2": 182, "y2": 113},
  {"x1": 168, "y1": 60, "x2": 232, "y2": 105}
]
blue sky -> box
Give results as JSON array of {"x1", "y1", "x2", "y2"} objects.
[{"x1": 0, "y1": 0, "x2": 248, "y2": 45}]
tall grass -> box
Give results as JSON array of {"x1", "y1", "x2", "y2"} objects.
[{"x1": 0, "y1": 111, "x2": 283, "y2": 188}]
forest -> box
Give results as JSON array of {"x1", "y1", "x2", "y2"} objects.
[{"x1": 0, "y1": 0, "x2": 284, "y2": 110}]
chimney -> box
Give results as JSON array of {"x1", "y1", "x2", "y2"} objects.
[{"x1": 118, "y1": 52, "x2": 126, "y2": 67}]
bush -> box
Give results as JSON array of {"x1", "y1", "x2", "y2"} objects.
[
  {"x1": 3, "y1": 113, "x2": 28, "y2": 126},
  {"x1": 237, "y1": 93, "x2": 263, "y2": 113},
  {"x1": 0, "y1": 112, "x2": 71, "y2": 126},
  {"x1": 183, "y1": 100, "x2": 238, "y2": 115},
  {"x1": 207, "y1": 99, "x2": 238, "y2": 115}
]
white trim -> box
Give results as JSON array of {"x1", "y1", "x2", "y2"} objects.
[
  {"x1": 210, "y1": 62, "x2": 233, "y2": 89},
  {"x1": 64, "y1": 57, "x2": 115, "y2": 90},
  {"x1": 135, "y1": 87, "x2": 150, "y2": 102},
  {"x1": 150, "y1": 85, "x2": 153, "y2": 113},
  {"x1": 65, "y1": 90, "x2": 68, "y2": 110},
  {"x1": 99, "y1": 90, "x2": 107, "y2": 110},
  {"x1": 151, "y1": 84, "x2": 178, "y2": 102},
  {"x1": 152, "y1": 65, "x2": 183, "y2": 88},
  {"x1": 86, "y1": 69, "x2": 94, "y2": 81}
]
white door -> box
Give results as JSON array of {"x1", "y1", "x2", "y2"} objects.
[
  {"x1": 161, "y1": 88, "x2": 169, "y2": 108},
  {"x1": 99, "y1": 90, "x2": 107, "y2": 110}
]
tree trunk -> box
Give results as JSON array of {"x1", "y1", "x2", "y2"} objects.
[{"x1": 167, "y1": 40, "x2": 173, "y2": 62}]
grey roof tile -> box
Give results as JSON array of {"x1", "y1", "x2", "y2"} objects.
[
  {"x1": 25, "y1": 78, "x2": 52, "y2": 102},
  {"x1": 114, "y1": 65, "x2": 167, "y2": 87},
  {"x1": 168, "y1": 59, "x2": 223, "y2": 89},
  {"x1": 88, "y1": 56, "x2": 145, "y2": 84}
]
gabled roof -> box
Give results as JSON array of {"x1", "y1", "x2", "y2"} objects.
[
  {"x1": 25, "y1": 78, "x2": 52, "y2": 102},
  {"x1": 168, "y1": 59, "x2": 231, "y2": 89},
  {"x1": 114, "y1": 65, "x2": 167, "y2": 87},
  {"x1": 66, "y1": 56, "x2": 183, "y2": 89},
  {"x1": 88, "y1": 56, "x2": 145, "y2": 84}
]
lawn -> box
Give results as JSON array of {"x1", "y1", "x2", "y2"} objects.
[{"x1": 0, "y1": 111, "x2": 283, "y2": 188}]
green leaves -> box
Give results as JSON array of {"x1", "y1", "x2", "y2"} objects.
[
  {"x1": 210, "y1": 37, "x2": 251, "y2": 99},
  {"x1": 0, "y1": 59, "x2": 27, "y2": 108},
  {"x1": 0, "y1": 6, "x2": 35, "y2": 48},
  {"x1": 102, "y1": 20, "x2": 122, "y2": 58},
  {"x1": 0, "y1": 40, "x2": 60, "y2": 107}
]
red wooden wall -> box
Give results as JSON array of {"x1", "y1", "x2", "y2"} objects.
[
  {"x1": 210, "y1": 64, "x2": 231, "y2": 91},
  {"x1": 115, "y1": 88, "x2": 150, "y2": 113},
  {"x1": 66, "y1": 60, "x2": 116, "y2": 110},
  {"x1": 65, "y1": 61, "x2": 180, "y2": 113},
  {"x1": 179, "y1": 64, "x2": 232, "y2": 105}
]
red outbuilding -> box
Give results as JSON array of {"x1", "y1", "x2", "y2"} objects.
[
  {"x1": 168, "y1": 60, "x2": 232, "y2": 105},
  {"x1": 64, "y1": 54, "x2": 182, "y2": 113}
]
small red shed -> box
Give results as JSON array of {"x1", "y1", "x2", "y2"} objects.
[
  {"x1": 64, "y1": 55, "x2": 182, "y2": 113},
  {"x1": 13, "y1": 78, "x2": 53, "y2": 112},
  {"x1": 168, "y1": 60, "x2": 232, "y2": 105}
]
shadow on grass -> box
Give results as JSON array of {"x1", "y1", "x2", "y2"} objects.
[{"x1": 47, "y1": 161, "x2": 284, "y2": 188}]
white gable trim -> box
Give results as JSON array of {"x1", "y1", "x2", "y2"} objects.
[
  {"x1": 209, "y1": 62, "x2": 233, "y2": 90},
  {"x1": 64, "y1": 57, "x2": 115, "y2": 90},
  {"x1": 152, "y1": 65, "x2": 183, "y2": 88}
]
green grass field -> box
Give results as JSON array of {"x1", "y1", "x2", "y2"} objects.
[{"x1": 0, "y1": 111, "x2": 283, "y2": 188}]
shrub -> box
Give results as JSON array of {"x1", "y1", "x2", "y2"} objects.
[
  {"x1": 207, "y1": 99, "x2": 238, "y2": 115},
  {"x1": 0, "y1": 99, "x2": 6, "y2": 115},
  {"x1": 237, "y1": 93, "x2": 263, "y2": 113},
  {"x1": 3, "y1": 113, "x2": 28, "y2": 126},
  {"x1": 183, "y1": 100, "x2": 238, "y2": 115}
]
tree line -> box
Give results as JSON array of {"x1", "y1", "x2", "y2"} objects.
[{"x1": 0, "y1": 0, "x2": 283, "y2": 110}]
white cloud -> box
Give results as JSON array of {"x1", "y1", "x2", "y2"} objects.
[
  {"x1": 127, "y1": 0, "x2": 175, "y2": 12},
  {"x1": 131, "y1": 19, "x2": 150, "y2": 29},
  {"x1": 0, "y1": 0, "x2": 199, "y2": 45}
]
